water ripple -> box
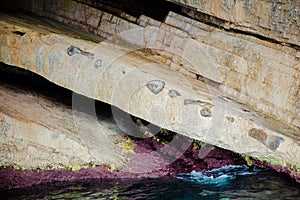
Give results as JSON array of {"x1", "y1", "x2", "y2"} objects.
[
  {"x1": 2, "y1": 165, "x2": 299, "y2": 199},
  {"x1": 176, "y1": 165, "x2": 260, "y2": 186}
]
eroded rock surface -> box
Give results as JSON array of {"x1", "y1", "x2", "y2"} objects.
[
  {"x1": 0, "y1": 11, "x2": 299, "y2": 178},
  {"x1": 0, "y1": 77, "x2": 128, "y2": 170},
  {"x1": 0, "y1": 0, "x2": 299, "y2": 184},
  {"x1": 2, "y1": 0, "x2": 298, "y2": 130},
  {"x1": 168, "y1": 0, "x2": 300, "y2": 47},
  {"x1": 0, "y1": 65, "x2": 249, "y2": 190}
]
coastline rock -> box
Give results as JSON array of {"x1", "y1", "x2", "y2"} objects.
[
  {"x1": 168, "y1": 0, "x2": 300, "y2": 47},
  {"x1": 0, "y1": 0, "x2": 299, "y2": 185},
  {"x1": 2, "y1": 0, "x2": 297, "y2": 131}
]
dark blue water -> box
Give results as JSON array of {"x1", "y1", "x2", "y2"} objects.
[{"x1": 2, "y1": 165, "x2": 300, "y2": 199}]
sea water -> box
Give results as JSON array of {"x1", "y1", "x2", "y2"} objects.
[{"x1": 2, "y1": 165, "x2": 300, "y2": 199}]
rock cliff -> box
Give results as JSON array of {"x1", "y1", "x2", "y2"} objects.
[{"x1": 0, "y1": 0, "x2": 299, "y2": 186}]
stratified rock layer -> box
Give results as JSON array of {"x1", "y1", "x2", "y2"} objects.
[
  {"x1": 4, "y1": 0, "x2": 297, "y2": 130},
  {"x1": 168, "y1": 0, "x2": 300, "y2": 47},
  {"x1": 0, "y1": 79, "x2": 128, "y2": 171},
  {"x1": 0, "y1": 66, "x2": 249, "y2": 190},
  {"x1": 0, "y1": 0, "x2": 299, "y2": 184},
  {"x1": 0, "y1": 10, "x2": 299, "y2": 179}
]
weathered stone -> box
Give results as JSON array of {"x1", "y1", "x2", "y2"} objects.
[
  {"x1": 0, "y1": 0, "x2": 299, "y2": 182},
  {"x1": 0, "y1": 82, "x2": 128, "y2": 170},
  {"x1": 67, "y1": 45, "x2": 95, "y2": 59},
  {"x1": 266, "y1": 135, "x2": 284, "y2": 151},
  {"x1": 184, "y1": 99, "x2": 207, "y2": 106},
  {"x1": 94, "y1": 58, "x2": 102, "y2": 67},
  {"x1": 249, "y1": 128, "x2": 285, "y2": 151},
  {"x1": 168, "y1": 89, "x2": 181, "y2": 98},
  {"x1": 2, "y1": 0, "x2": 298, "y2": 129},
  {"x1": 146, "y1": 80, "x2": 165, "y2": 94},
  {"x1": 138, "y1": 15, "x2": 162, "y2": 27},
  {"x1": 226, "y1": 116, "x2": 234, "y2": 123},
  {"x1": 164, "y1": 12, "x2": 300, "y2": 129},
  {"x1": 168, "y1": 0, "x2": 300, "y2": 47},
  {"x1": 87, "y1": 13, "x2": 100, "y2": 28},
  {"x1": 249, "y1": 128, "x2": 268, "y2": 142},
  {"x1": 200, "y1": 107, "x2": 212, "y2": 118}
]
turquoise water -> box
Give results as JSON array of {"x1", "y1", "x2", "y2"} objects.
[{"x1": 2, "y1": 165, "x2": 300, "y2": 199}]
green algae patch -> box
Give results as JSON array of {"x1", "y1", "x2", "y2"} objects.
[
  {"x1": 108, "y1": 164, "x2": 117, "y2": 172},
  {"x1": 117, "y1": 138, "x2": 136, "y2": 153},
  {"x1": 242, "y1": 154, "x2": 300, "y2": 176},
  {"x1": 267, "y1": 159, "x2": 287, "y2": 166},
  {"x1": 240, "y1": 154, "x2": 254, "y2": 167},
  {"x1": 240, "y1": 154, "x2": 290, "y2": 169},
  {"x1": 69, "y1": 165, "x2": 81, "y2": 172},
  {"x1": 192, "y1": 140, "x2": 214, "y2": 151}
]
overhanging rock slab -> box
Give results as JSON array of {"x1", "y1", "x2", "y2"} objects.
[
  {"x1": 1, "y1": 0, "x2": 298, "y2": 129},
  {"x1": 0, "y1": 82, "x2": 128, "y2": 170},
  {"x1": 0, "y1": 12, "x2": 300, "y2": 176}
]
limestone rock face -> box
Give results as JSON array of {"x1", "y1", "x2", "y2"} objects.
[
  {"x1": 4, "y1": 0, "x2": 297, "y2": 130},
  {"x1": 168, "y1": 0, "x2": 300, "y2": 47},
  {"x1": 0, "y1": 10, "x2": 299, "y2": 175},
  {"x1": 0, "y1": 82, "x2": 128, "y2": 170},
  {"x1": 0, "y1": 0, "x2": 299, "y2": 179}
]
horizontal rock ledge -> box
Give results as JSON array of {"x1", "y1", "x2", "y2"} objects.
[{"x1": 0, "y1": 11, "x2": 299, "y2": 181}]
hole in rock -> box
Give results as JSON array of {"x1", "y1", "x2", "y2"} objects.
[{"x1": 12, "y1": 30, "x2": 25, "y2": 36}]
